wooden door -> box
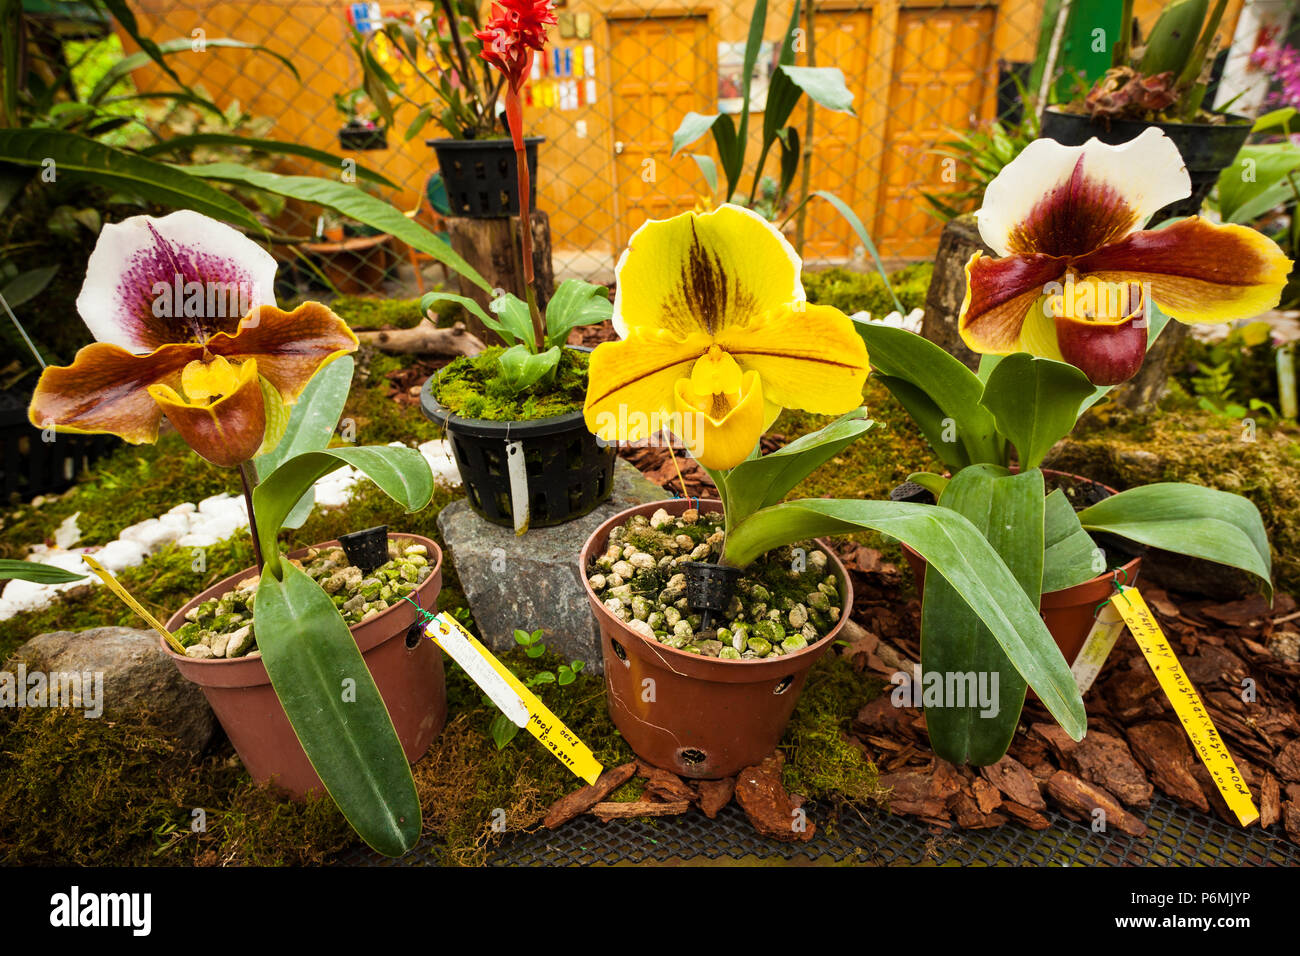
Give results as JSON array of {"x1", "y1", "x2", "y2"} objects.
[{"x1": 608, "y1": 15, "x2": 712, "y2": 248}]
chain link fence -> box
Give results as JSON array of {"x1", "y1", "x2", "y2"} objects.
[{"x1": 121, "y1": 0, "x2": 1251, "y2": 297}]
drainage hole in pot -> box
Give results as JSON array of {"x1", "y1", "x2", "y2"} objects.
[
  {"x1": 774, "y1": 675, "x2": 794, "y2": 695},
  {"x1": 677, "y1": 748, "x2": 707, "y2": 767},
  {"x1": 405, "y1": 621, "x2": 424, "y2": 650},
  {"x1": 566, "y1": 438, "x2": 583, "y2": 468},
  {"x1": 610, "y1": 638, "x2": 628, "y2": 665},
  {"x1": 531, "y1": 489, "x2": 548, "y2": 521},
  {"x1": 473, "y1": 160, "x2": 487, "y2": 180},
  {"x1": 499, "y1": 190, "x2": 511, "y2": 210},
  {"x1": 478, "y1": 191, "x2": 490, "y2": 210},
  {"x1": 568, "y1": 483, "x2": 583, "y2": 511},
  {"x1": 483, "y1": 446, "x2": 504, "y2": 476}
]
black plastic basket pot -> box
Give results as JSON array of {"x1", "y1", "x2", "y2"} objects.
[
  {"x1": 419, "y1": 348, "x2": 615, "y2": 530},
  {"x1": 1039, "y1": 109, "x2": 1252, "y2": 221},
  {"x1": 0, "y1": 387, "x2": 118, "y2": 500},
  {"x1": 429, "y1": 137, "x2": 542, "y2": 219},
  {"x1": 337, "y1": 124, "x2": 388, "y2": 151}
]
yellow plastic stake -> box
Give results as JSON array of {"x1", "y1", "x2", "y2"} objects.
[
  {"x1": 81, "y1": 555, "x2": 187, "y2": 655},
  {"x1": 1110, "y1": 586, "x2": 1259, "y2": 826},
  {"x1": 427, "y1": 613, "x2": 603, "y2": 785}
]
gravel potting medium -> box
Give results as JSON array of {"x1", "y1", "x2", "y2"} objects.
[{"x1": 337, "y1": 793, "x2": 1300, "y2": 867}]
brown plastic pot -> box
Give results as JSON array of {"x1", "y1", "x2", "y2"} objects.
[
  {"x1": 581, "y1": 499, "x2": 853, "y2": 779},
  {"x1": 900, "y1": 470, "x2": 1141, "y2": 667},
  {"x1": 163, "y1": 534, "x2": 447, "y2": 797}
]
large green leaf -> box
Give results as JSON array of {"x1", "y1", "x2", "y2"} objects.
[
  {"x1": 761, "y1": 0, "x2": 805, "y2": 145},
  {"x1": 809, "y1": 191, "x2": 903, "y2": 314},
  {"x1": 979, "y1": 354, "x2": 1095, "y2": 470},
  {"x1": 1216, "y1": 143, "x2": 1300, "y2": 224},
  {"x1": 140, "y1": 134, "x2": 397, "y2": 188},
  {"x1": 498, "y1": 344, "x2": 560, "y2": 392},
  {"x1": 873, "y1": 373, "x2": 970, "y2": 472},
  {"x1": 1078, "y1": 483, "x2": 1273, "y2": 598},
  {"x1": 0, "y1": 559, "x2": 85, "y2": 584},
  {"x1": 252, "y1": 446, "x2": 434, "y2": 575},
  {"x1": 722, "y1": 497, "x2": 1086, "y2": 740},
  {"x1": 420, "y1": 291, "x2": 516, "y2": 345},
  {"x1": 544, "y1": 279, "x2": 612, "y2": 348},
  {"x1": 1042, "y1": 488, "x2": 1102, "y2": 592},
  {"x1": 182, "y1": 164, "x2": 489, "y2": 290},
  {"x1": 254, "y1": 560, "x2": 420, "y2": 856},
  {"x1": 0, "y1": 264, "x2": 58, "y2": 310},
  {"x1": 854, "y1": 321, "x2": 1005, "y2": 466},
  {"x1": 671, "y1": 111, "x2": 722, "y2": 156},
  {"x1": 0, "y1": 130, "x2": 262, "y2": 232},
  {"x1": 712, "y1": 113, "x2": 744, "y2": 201},
  {"x1": 89, "y1": 36, "x2": 298, "y2": 104},
  {"x1": 922, "y1": 465, "x2": 1044, "y2": 765},
  {"x1": 253, "y1": 356, "x2": 354, "y2": 529},
  {"x1": 722, "y1": 410, "x2": 874, "y2": 524}
]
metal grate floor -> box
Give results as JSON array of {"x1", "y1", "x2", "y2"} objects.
[{"x1": 340, "y1": 792, "x2": 1300, "y2": 867}]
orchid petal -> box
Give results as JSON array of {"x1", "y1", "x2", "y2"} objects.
[
  {"x1": 583, "y1": 329, "x2": 712, "y2": 442},
  {"x1": 612, "y1": 204, "x2": 803, "y2": 339},
  {"x1": 977, "y1": 128, "x2": 1191, "y2": 258},
  {"x1": 148, "y1": 357, "x2": 267, "y2": 467},
  {"x1": 206, "y1": 302, "x2": 359, "y2": 403},
  {"x1": 1071, "y1": 217, "x2": 1293, "y2": 326},
  {"x1": 78, "y1": 211, "x2": 278, "y2": 353},
  {"x1": 674, "y1": 370, "x2": 766, "y2": 469},
  {"x1": 959, "y1": 253, "x2": 1067, "y2": 355}
]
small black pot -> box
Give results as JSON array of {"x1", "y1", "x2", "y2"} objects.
[
  {"x1": 338, "y1": 524, "x2": 389, "y2": 573},
  {"x1": 1040, "y1": 108, "x2": 1252, "y2": 221},
  {"x1": 338, "y1": 124, "x2": 388, "y2": 151},
  {"x1": 429, "y1": 136, "x2": 542, "y2": 219},
  {"x1": 419, "y1": 347, "x2": 615, "y2": 530},
  {"x1": 683, "y1": 561, "x2": 742, "y2": 629}
]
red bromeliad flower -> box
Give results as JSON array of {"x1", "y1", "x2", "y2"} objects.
[{"x1": 475, "y1": 0, "x2": 556, "y2": 93}]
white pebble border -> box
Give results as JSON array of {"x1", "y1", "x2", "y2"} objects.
[{"x1": 0, "y1": 439, "x2": 461, "y2": 621}]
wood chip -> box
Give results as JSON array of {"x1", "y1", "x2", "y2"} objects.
[
  {"x1": 643, "y1": 768, "x2": 698, "y2": 804},
  {"x1": 543, "y1": 762, "x2": 637, "y2": 829},
  {"x1": 696, "y1": 777, "x2": 735, "y2": 819},
  {"x1": 1001, "y1": 800, "x2": 1052, "y2": 830},
  {"x1": 972, "y1": 778, "x2": 1002, "y2": 814},
  {"x1": 1261, "y1": 773, "x2": 1281, "y2": 829},
  {"x1": 734, "y1": 752, "x2": 815, "y2": 843},
  {"x1": 1069, "y1": 730, "x2": 1154, "y2": 807},
  {"x1": 1127, "y1": 721, "x2": 1209, "y2": 812},
  {"x1": 980, "y1": 756, "x2": 1045, "y2": 810},
  {"x1": 590, "y1": 800, "x2": 690, "y2": 822},
  {"x1": 1046, "y1": 770, "x2": 1148, "y2": 838}
]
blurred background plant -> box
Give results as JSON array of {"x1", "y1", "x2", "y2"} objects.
[{"x1": 1176, "y1": 320, "x2": 1284, "y2": 420}]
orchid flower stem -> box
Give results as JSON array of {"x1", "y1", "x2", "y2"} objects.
[
  {"x1": 1113, "y1": 0, "x2": 1134, "y2": 68},
  {"x1": 239, "y1": 461, "x2": 264, "y2": 574},
  {"x1": 507, "y1": 84, "x2": 545, "y2": 348}
]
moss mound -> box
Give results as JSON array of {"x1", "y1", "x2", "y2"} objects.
[
  {"x1": 433, "y1": 346, "x2": 589, "y2": 422},
  {"x1": 804, "y1": 262, "x2": 933, "y2": 317}
]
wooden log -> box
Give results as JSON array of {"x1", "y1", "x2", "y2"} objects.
[
  {"x1": 356, "y1": 320, "x2": 484, "y2": 357},
  {"x1": 589, "y1": 800, "x2": 691, "y2": 822},
  {"x1": 446, "y1": 211, "x2": 554, "y2": 346}
]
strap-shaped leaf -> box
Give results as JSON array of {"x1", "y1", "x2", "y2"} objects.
[
  {"x1": 420, "y1": 291, "x2": 515, "y2": 345},
  {"x1": 252, "y1": 446, "x2": 434, "y2": 576},
  {"x1": 1078, "y1": 482, "x2": 1273, "y2": 598},
  {"x1": 722, "y1": 409, "x2": 874, "y2": 524},
  {"x1": 141, "y1": 134, "x2": 397, "y2": 188},
  {"x1": 722, "y1": 496, "x2": 1086, "y2": 741},
  {"x1": 874, "y1": 373, "x2": 970, "y2": 471},
  {"x1": 254, "y1": 560, "x2": 421, "y2": 856},
  {"x1": 1042, "y1": 488, "x2": 1103, "y2": 592},
  {"x1": 0, "y1": 130, "x2": 263, "y2": 232},
  {"x1": 979, "y1": 353, "x2": 1095, "y2": 470},
  {"x1": 182, "y1": 163, "x2": 490, "y2": 290},
  {"x1": 0, "y1": 559, "x2": 85, "y2": 584},
  {"x1": 544, "y1": 279, "x2": 612, "y2": 348},
  {"x1": 922, "y1": 465, "x2": 1043, "y2": 765}
]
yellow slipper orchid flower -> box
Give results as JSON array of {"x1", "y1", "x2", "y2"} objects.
[{"x1": 583, "y1": 204, "x2": 869, "y2": 469}]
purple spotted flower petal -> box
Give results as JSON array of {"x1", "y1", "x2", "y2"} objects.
[{"x1": 76, "y1": 211, "x2": 278, "y2": 353}]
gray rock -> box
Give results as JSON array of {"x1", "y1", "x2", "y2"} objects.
[
  {"x1": 438, "y1": 459, "x2": 665, "y2": 672},
  {"x1": 6, "y1": 626, "x2": 215, "y2": 751}
]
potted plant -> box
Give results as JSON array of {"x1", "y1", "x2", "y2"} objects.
[
  {"x1": 24, "y1": 210, "x2": 444, "y2": 857},
  {"x1": 350, "y1": 0, "x2": 550, "y2": 219},
  {"x1": 576, "y1": 204, "x2": 1109, "y2": 778},
  {"x1": 1042, "y1": 0, "x2": 1252, "y2": 218},
  {"x1": 334, "y1": 88, "x2": 388, "y2": 151},
  {"x1": 854, "y1": 127, "x2": 1289, "y2": 765},
  {"x1": 418, "y1": 3, "x2": 613, "y2": 533}
]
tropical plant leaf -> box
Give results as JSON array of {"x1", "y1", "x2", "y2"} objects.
[
  {"x1": 690, "y1": 153, "x2": 718, "y2": 194},
  {"x1": 544, "y1": 279, "x2": 611, "y2": 347},
  {"x1": 140, "y1": 134, "x2": 397, "y2": 188},
  {"x1": 1042, "y1": 488, "x2": 1103, "y2": 592},
  {"x1": 498, "y1": 344, "x2": 560, "y2": 392},
  {"x1": 420, "y1": 291, "x2": 513, "y2": 344},
  {"x1": 89, "y1": 36, "x2": 298, "y2": 104},
  {"x1": 979, "y1": 353, "x2": 1095, "y2": 470},
  {"x1": 0, "y1": 559, "x2": 86, "y2": 584},
  {"x1": 0, "y1": 264, "x2": 58, "y2": 310}
]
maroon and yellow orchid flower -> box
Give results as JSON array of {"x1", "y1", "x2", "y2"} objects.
[
  {"x1": 959, "y1": 128, "x2": 1292, "y2": 385},
  {"x1": 28, "y1": 211, "x2": 357, "y2": 467},
  {"x1": 583, "y1": 204, "x2": 869, "y2": 469}
]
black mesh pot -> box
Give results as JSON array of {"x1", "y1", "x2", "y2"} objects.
[
  {"x1": 1, "y1": 387, "x2": 117, "y2": 500},
  {"x1": 419, "y1": 349, "x2": 614, "y2": 530},
  {"x1": 337, "y1": 124, "x2": 388, "y2": 151},
  {"x1": 429, "y1": 137, "x2": 542, "y2": 219},
  {"x1": 338, "y1": 525, "x2": 389, "y2": 573},
  {"x1": 1039, "y1": 109, "x2": 1252, "y2": 221}
]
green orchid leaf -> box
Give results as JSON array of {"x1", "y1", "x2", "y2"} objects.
[
  {"x1": 722, "y1": 409, "x2": 874, "y2": 525},
  {"x1": 0, "y1": 130, "x2": 262, "y2": 232},
  {"x1": 907, "y1": 472, "x2": 949, "y2": 499},
  {"x1": 544, "y1": 279, "x2": 612, "y2": 348},
  {"x1": 0, "y1": 264, "x2": 58, "y2": 310},
  {"x1": 690, "y1": 153, "x2": 719, "y2": 194},
  {"x1": 671, "y1": 111, "x2": 722, "y2": 156},
  {"x1": 140, "y1": 134, "x2": 397, "y2": 188},
  {"x1": 873, "y1": 373, "x2": 971, "y2": 471},
  {"x1": 181, "y1": 163, "x2": 489, "y2": 290},
  {"x1": 979, "y1": 353, "x2": 1096, "y2": 470},
  {"x1": 491, "y1": 294, "x2": 537, "y2": 350},
  {"x1": 253, "y1": 356, "x2": 354, "y2": 529},
  {"x1": 922, "y1": 465, "x2": 1044, "y2": 765},
  {"x1": 0, "y1": 559, "x2": 86, "y2": 584},
  {"x1": 420, "y1": 291, "x2": 515, "y2": 344},
  {"x1": 1078, "y1": 483, "x2": 1273, "y2": 598},
  {"x1": 1216, "y1": 143, "x2": 1300, "y2": 224},
  {"x1": 777, "y1": 127, "x2": 800, "y2": 200},
  {"x1": 254, "y1": 560, "x2": 420, "y2": 856},
  {"x1": 722, "y1": 496, "x2": 1085, "y2": 741},
  {"x1": 778, "y1": 66, "x2": 854, "y2": 114},
  {"x1": 855, "y1": 321, "x2": 1004, "y2": 466},
  {"x1": 1042, "y1": 488, "x2": 1104, "y2": 592},
  {"x1": 253, "y1": 446, "x2": 434, "y2": 575},
  {"x1": 498, "y1": 344, "x2": 560, "y2": 393},
  {"x1": 712, "y1": 113, "x2": 744, "y2": 201}
]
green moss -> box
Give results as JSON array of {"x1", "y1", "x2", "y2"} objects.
[
  {"x1": 433, "y1": 346, "x2": 589, "y2": 422},
  {"x1": 804, "y1": 262, "x2": 933, "y2": 317},
  {"x1": 327, "y1": 295, "x2": 426, "y2": 331}
]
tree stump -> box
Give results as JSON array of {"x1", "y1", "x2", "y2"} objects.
[
  {"x1": 445, "y1": 211, "x2": 554, "y2": 346},
  {"x1": 921, "y1": 213, "x2": 1184, "y2": 413}
]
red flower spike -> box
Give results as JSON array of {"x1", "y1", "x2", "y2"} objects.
[{"x1": 475, "y1": 0, "x2": 556, "y2": 91}]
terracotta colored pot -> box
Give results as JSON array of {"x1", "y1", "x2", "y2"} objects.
[
  {"x1": 163, "y1": 534, "x2": 447, "y2": 797},
  {"x1": 581, "y1": 499, "x2": 853, "y2": 779},
  {"x1": 900, "y1": 471, "x2": 1141, "y2": 667}
]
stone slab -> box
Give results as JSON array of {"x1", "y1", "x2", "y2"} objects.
[{"x1": 438, "y1": 459, "x2": 665, "y2": 673}]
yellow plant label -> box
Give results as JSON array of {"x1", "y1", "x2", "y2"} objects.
[
  {"x1": 1111, "y1": 586, "x2": 1259, "y2": 826},
  {"x1": 81, "y1": 555, "x2": 186, "y2": 655},
  {"x1": 427, "y1": 613, "x2": 603, "y2": 785}
]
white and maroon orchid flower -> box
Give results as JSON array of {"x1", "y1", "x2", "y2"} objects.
[
  {"x1": 959, "y1": 128, "x2": 1292, "y2": 385},
  {"x1": 29, "y1": 211, "x2": 357, "y2": 467}
]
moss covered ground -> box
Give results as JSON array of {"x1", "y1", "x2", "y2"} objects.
[
  {"x1": 2, "y1": 291, "x2": 1297, "y2": 865},
  {"x1": 433, "y1": 346, "x2": 590, "y2": 421}
]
